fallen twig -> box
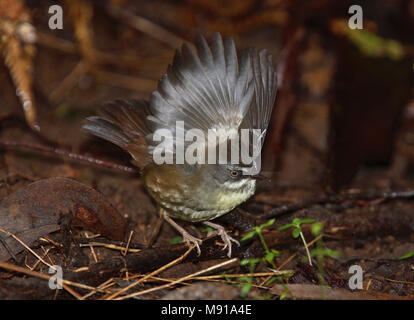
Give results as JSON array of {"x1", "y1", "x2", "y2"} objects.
[
  {"x1": 0, "y1": 140, "x2": 138, "y2": 174},
  {"x1": 116, "y1": 258, "x2": 239, "y2": 300},
  {"x1": 270, "y1": 284, "x2": 411, "y2": 300},
  {"x1": 259, "y1": 189, "x2": 414, "y2": 219}
]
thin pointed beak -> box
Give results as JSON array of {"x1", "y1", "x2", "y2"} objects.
[{"x1": 252, "y1": 173, "x2": 267, "y2": 180}]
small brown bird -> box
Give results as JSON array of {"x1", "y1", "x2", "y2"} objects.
[{"x1": 83, "y1": 33, "x2": 278, "y2": 256}]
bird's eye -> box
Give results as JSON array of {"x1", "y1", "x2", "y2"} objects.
[{"x1": 229, "y1": 170, "x2": 240, "y2": 178}]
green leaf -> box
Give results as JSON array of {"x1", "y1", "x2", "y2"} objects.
[
  {"x1": 168, "y1": 236, "x2": 182, "y2": 245},
  {"x1": 311, "y1": 248, "x2": 341, "y2": 259},
  {"x1": 324, "y1": 248, "x2": 340, "y2": 259},
  {"x1": 202, "y1": 226, "x2": 214, "y2": 233},
  {"x1": 261, "y1": 218, "x2": 276, "y2": 228},
  {"x1": 347, "y1": 29, "x2": 405, "y2": 60},
  {"x1": 241, "y1": 283, "x2": 252, "y2": 297},
  {"x1": 278, "y1": 223, "x2": 294, "y2": 231},
  {"x1": 241, "y1": 230, "x2": 256, "y2": 241},
  {"x1": 386, "y1": 39, "x2": 405, "y2": 60},
  {"x1": 240, "y1": 259, "x2": 251, "y2": 266},
  {"x1": 240, "y1": 258, "x2": 260, "y2": 266},
  {"x1": 311, "y1": 222, "x2": 324, "y2": 236},
  {"x1": 271, "y1": 249, "x2": 281, "y2": 256},
  {"x1": 264, "y1": 277, "x2": 277, "y2": 286},
  {"x1": 265, "y1": 252, "x2": 276, "y2": 264},
  {"x1": 292, "y1": 228, "x2": 301, "y2": 239},
  {"x1": 399, "y1": 251, "x2": 414, "y2": 260},
  {"x1": 299, "y1": 219, "x2": 316, "y2": 224}
]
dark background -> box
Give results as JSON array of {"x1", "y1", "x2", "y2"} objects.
[{"x1": 0, "y1": 0, "x2": 413, "y2": 299}]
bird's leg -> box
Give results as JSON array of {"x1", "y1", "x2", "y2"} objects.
[
  {"x1": 160, "y1": 208, "x2": 202, "y2": 255},
  {"x1": 203, "y1": 221, "x2": 240, "y2": 258}
]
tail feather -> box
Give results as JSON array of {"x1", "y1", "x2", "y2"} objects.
[{"x1": 83, "y1": 99, "x2": 153, "y2": 169}]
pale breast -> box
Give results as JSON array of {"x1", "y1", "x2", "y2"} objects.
[{"x1": 143, "y1": 165, "x2": 256, "y2": 222}]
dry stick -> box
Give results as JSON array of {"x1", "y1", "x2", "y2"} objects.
[
  {"x1": 0, "y1": 141, "x2": 138, "y2": 174},
  {"x1": 84, "y1": 232, "x2": 98, "y2": 263},
  {"x1": 208, "y1": 278, "x2": 272, "y2": 291},
  {"x1": 143, "y1": 275, "x2": 269, "y2": 290},
  {"x1": 64, "y1": 236, "x2": 145, "y2": 250},
  {"x1": 30, "y1": 246, "x2": 53, "y2": 271},
  {"x1": 106, "y1": 245, "x2": 196, "y2": 300},
  {"x1": 41, "y1": 246, "x2": 55, "y2": 266},
  {"x1": 0, "y1": 261, "x2": 109, "y2": 293},
  {"x1": 0, "y1": 228, "x2": 54, "y2": 269},
  {"x1": 132, "y1": 271, "x2": 293, "y2": 284},
  {"x1": 78, "y1": 242, "x2": 141, "y2": 253},
  {"x1": 259, "y1": 190, "x2": 414, "y2": 219},
  {"x1": 62, "y1": 284, "x2": 82, "y2": 300},
  {"x1": 116, "y1": 258, "x2": 239, "y2": 300},
  {"x1": 371, "y1": 275, "x2": 414, "y2": 286},
  {"x1": 184, "y1": 271, "x2": 293, "y2": 281},
  {"x1": 135, "y1": 275, "x2": 193, "y2": 286},
  {"x1": 122, "y1": 231, "x2": 134, "y2": 257},
  {"x1": 80, "y1": 278, "x2": 116, "y2": 300}
]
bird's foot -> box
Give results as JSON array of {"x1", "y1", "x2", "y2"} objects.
[
  {"x1": 160, "y1": 208, "x2": 202, "y2": 255},
  {"x1": 204, "y1": 221, "x2": 240, "y2": 257},
  {"x1": 181, "y1": 230, "x2": 202, "y2": 256}
]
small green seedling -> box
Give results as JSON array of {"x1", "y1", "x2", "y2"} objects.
[
  {"x1": 239, "y1": 258, "x2": 260, "y2": 297},
  {"x1": 265, "y1": 270, "x2": 294, "y2": 300},
  {"x1": 309, "y1": 222, "x2": 340, "y2": 260},
  {"x1": 239, "y1": 219, "x2": 283, "y2": 298},
  {"x1": 309, "y1": 222, "x2": 340, "y2": 294},
  {"x1": 278, "y1": 218, "x2": 315, "y2": 266},
  {"x1": 241, "y1": 218, "x2": 279, "y2": 268},
  {"x1": 241, "y1": 218, "x2": 275, "y2": 242}
]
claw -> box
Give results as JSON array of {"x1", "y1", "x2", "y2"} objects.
[
  {"x1": 160, "y1": 208, "x2": 203, "y2": 255},
  {"x1": 204, "y1": 221, "x2": 240, "y2": 257},
  {"x1": 182, "y1": 230, "x2": 202, "y2": 256}
]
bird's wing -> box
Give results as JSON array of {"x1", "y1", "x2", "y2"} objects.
[
  {"x1": 82, "y1": 34, "x2": 278, "y2": 169},
  {"x1": 146, "y1": 32, "x2": 255, "y2": 154},
  {"x1": 240, "y1": 48, "x2": 278, "y2": 144},
  {"x1": 83, "y1": 99, "x2": 153, "y2": 169}
]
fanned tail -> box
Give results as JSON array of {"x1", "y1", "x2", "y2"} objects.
[{"x1": 83, "y1": 99, "x2": 153, "y2": 169}]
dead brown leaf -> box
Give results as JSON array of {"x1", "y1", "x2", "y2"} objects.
[{"x1": 0, "y1": 177, "x2": 128, "y2": 261}]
